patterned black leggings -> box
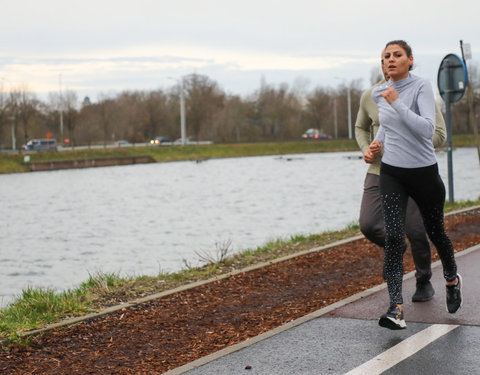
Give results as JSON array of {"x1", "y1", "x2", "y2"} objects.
[{"x1": 380, "y1": 162, "x2": 457, "y2": 306}]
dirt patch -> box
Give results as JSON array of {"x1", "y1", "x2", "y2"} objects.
[{"x1": 1, "y1": 208, "x2": 479, "y2": 374}]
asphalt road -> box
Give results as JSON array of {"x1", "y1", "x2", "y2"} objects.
[
  {"x1": 167, "y1": 243, "x2": 480, "y2": 375},
  {"x1": 0, "y1": 140, "x2": 213, "y2": 154}
]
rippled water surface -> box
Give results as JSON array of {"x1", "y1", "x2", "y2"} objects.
[{"x1": 1, "y1": 148, "x2": 479, "y2": 305}]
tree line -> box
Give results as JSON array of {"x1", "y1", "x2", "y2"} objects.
[{"x1": 0, "y1": 69, "x2": 478, "y2": 149}]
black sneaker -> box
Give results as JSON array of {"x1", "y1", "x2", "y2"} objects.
[
  {"x1": 412, "y1": 280, "x2": 435, "y2": 302},
  {"x1": 379, "y1": 305, "x2": 406, "y2": 330},
  {"x1": 446, "y1": 274, "x2": 463, "y2": 313}
]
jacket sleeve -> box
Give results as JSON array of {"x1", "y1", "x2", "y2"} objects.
[
  {"x1": 390, "y1": 80, "x2": 436, "y2": 140},
  {"x1": 374, "y1": 125, "x2": 385, "y2": 144},
  {"x1": 432, "y1": 103, "x2": 446, "y2": 149},
  {"x1": 355, "y1": 91, "x2": 373, "y2": 153}
]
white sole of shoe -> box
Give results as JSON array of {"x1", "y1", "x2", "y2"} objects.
[{"x1": 379, "y1": 316, "x2": 407, "y2": 330}]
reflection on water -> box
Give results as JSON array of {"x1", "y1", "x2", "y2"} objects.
[{"x1": 0, "y1": 148, "x2": 479, "y2": 306}]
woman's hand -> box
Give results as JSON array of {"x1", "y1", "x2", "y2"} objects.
[
  {"x1": 364, "y1": 139, "x2": 382, "y2": 163},
  {"x1": 380, "y1": 86, "x2": 399, "y2": 104},
  {"x1": 363, "y1": 148, "x2": 375, "y2": 163}
]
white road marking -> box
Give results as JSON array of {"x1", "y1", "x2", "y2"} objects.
[{"x1": 345, "y1": 324, "x2": 459, "y2": 375}]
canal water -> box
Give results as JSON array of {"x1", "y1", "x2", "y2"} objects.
[{"x1": 1, "y1": 148, "x2": 479, "y2": 306}]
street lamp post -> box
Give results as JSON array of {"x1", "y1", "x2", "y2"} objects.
[
  {"x1": 333, "y1": 98, "x2": 338, "y2": 139},
  {"x1": 169, "y1": 76, "x2": 187, "y2": 145},
  {"x1": 334, "y1": 77, "x2": 353, "y2": 139},
  {"x1": 347, "y1": 86, "x2": 352, "y2": 139},
  {"x1": 59, "y1": 74, "x2": 64, "y2": 141},
  {"x1": 179, "y1": 80, "x2": 186, "y2": 145},
  {"x1": 10, "y1": 115, "x2": 16, "y2": 151}
]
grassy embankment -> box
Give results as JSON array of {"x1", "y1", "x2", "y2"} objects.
[
  {"x1": 1, "y1": 135, "x2": 478, "y2": 345},
  {"x1": 0, "y1": 134, "x2": 477, "y2": 174},
  {"x1": 0, "y1": 139, "x2": 356, "y2": 174}
]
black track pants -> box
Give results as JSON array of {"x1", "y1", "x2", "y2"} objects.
[{"x1": 380, "y1": 162, "x2": 457, "y2": 305}]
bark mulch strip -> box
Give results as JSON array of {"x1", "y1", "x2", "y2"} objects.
[{"x1": 1, "y1": 208, "x2": 479, "y2": 374}]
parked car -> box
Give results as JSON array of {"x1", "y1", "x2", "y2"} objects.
[
  {"x1": 115, "y1": 140, "x2": 131, "y2": 147},
  {"x1": 23, "y1": 138, "x2": 58, "y2": 151},
  {"x1": 302, "y1": 128, "x2": 332, "y2": 140},
  {"x1": 149, "y1": 136, "x2": 171, "y2": 145}
]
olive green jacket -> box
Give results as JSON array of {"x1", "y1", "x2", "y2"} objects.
[{"x1": 355, "y1": 80, "x2": 447, "y2": 175}]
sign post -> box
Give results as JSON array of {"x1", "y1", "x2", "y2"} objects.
[
  {"x1": 437, "y1": 53, "x2": 467, "y2": 202},
  {"x1": 46, "y1": 132, "x2": 52, "y2": 150}
]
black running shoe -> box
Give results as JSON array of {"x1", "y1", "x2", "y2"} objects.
[
  {"x1": 446, "y1": 274, "x2": 463, "y2": 313},
  {"x1": 412, "y1": 280, "x2": 435, "y2": 302},
  {"x1": 379, "y1": 305, "x2": 406, "y2": 330}
]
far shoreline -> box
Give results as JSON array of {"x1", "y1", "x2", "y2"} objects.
[{"x1": 0, "y1": 135, "x2": 477, "y2": 174}]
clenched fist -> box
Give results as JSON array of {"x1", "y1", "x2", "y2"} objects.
[{"x1": 380, "y1": 86, "x2": 399, "y2": 104}]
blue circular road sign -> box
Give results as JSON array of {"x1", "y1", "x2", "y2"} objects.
[{"x1": 437, "y1": 53, "x2": 467, "y2": 103}]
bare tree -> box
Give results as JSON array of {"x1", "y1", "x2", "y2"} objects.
[
  {"x1": 7, "y1": 88, "x2": 21, "y2": 150},
  {"x1": 250, "y1": 81, "x2": 304, "y2": 140},
  {"x1": 114, "y1": 91, "x2": 146, "y2": 143},
  {"x1": 182, "y1": 74, "x2": 225, "y2": 140},
  {"x1": 211, "y1": 95, "x2": 250, "y2": 142},
  {"x1": 142, "y1": 90, "x2": 172, "y2": 140},
  {"x1": 62, "y1": 90, "x2": 79, "y2": 146},
  {"x1": 17, "y1": 84, "x2": 38, "y2": 145},
  {"x1": 0, "y1": 82, "x2": 9, "y2": 148},
  {"x1": 76, "y1": 99, "x2": 100, "y2": 146},
  {"x1": 96, "y1": 94, "x2": 116, "y2": 146},
  {"x1": 305, "y1": 87, "x2": 334, "y2": 136}
]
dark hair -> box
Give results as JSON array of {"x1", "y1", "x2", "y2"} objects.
[{"x1": 385, "y1": 40, "x2": 413, "y2": 70}]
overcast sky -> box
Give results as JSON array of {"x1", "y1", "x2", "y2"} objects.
[{"x1": 1, "y1": 0, "x2": 478, "y2": 102}]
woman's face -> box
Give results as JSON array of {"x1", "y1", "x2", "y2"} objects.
[{"x1": 383, "y1": 44, "x2": 413, "y2": 81}]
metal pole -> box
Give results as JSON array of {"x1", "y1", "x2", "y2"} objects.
[
  {"x1": 11, "y1": 120, "x2": 16, "y2": 151},
  {"x1": 445, "y1": 92, "x2": 454, "y2": 203},
  {"x1": 59, "y1": 74, "x2": 64, "y2": 140},
  {"x1": 169, "y1": 76, "x2": 187, "y2": 145},
  {"x1": 334, "y1": 76, "x2": 351, "y2": 138},
  {"x1": 333, "y1": 99, "x2": 338, "y2": 139},
  {"x1": 347, "y1": 86, "x2": 352, "y2": 139},
  {"x1": 180, "y1": 79, "x2": 186, "y2": 145}
]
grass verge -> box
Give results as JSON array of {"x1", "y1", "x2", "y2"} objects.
[{"x1": 1, "y1": 198, "x2": 479, "y2": 347}]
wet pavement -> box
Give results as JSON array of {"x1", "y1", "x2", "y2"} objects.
[{"x1": 166, "y1": 243, "x2": 480, "y2": 375}]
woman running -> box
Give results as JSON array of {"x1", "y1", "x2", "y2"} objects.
[{"x1": 367, "y1": 40, "x2": 463, "y2": 330}]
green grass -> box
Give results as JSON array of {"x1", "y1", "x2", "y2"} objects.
[
  {"x1": 445, "y1": 198, "x2": 480, "y2": 212},
  {"x1": 79, "y1": 271, "x2": 127, "y2": 290},
  {"x1": 1, "y1": 134, "x2": 477, "y2": 174},
  {"x1": 450, "y1": 134, "x2": 480, "y2": 147},
  {"x1": 0, "y1": 287, "x2": 90, "y2": 345},
  {"x1": 1, "y1": 200, "x2": 479, "y2": 346}
]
